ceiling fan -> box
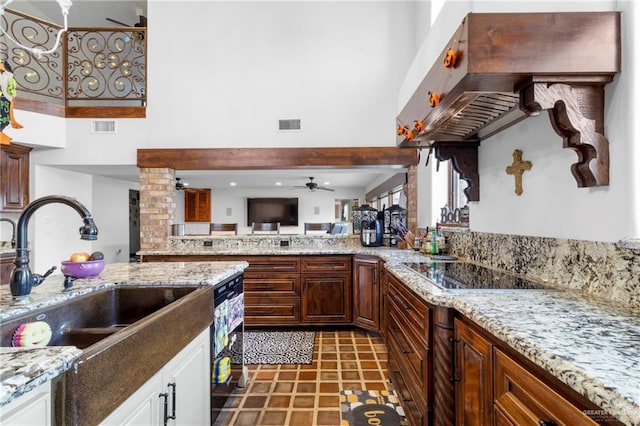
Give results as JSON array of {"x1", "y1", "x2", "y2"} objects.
[
  {"x1": 175, "y1": 177, "x2": 189, "y2": 190},
  {"x1": 105, "y1": 15, "x2": 147, "y2": 40},
  {"x1": 293, "y1": 177, "x2": 334, "y2": 192}
]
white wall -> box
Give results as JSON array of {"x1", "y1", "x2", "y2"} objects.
[
  {"x1": 176, "y1": 186, "x2": 364, "y2": 235},
  {"x1": 30, "y1": 167, "x2": 95, "y2": 274},
  {"x1": 406, "y1": 0, "x2": 638, "y2": 242}
]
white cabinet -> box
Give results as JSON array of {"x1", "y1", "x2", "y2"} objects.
[
  {"x1": 0, "y1": 381, "x2": 51, "y2": 425},
  {"x1": 101, "y1": 328, "x2": 211, "y2": 426}
]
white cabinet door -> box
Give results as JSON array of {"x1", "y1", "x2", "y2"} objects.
[
  {"x1": 101, "y1": 327, "x2": 210, "y2": 426},
  {"x1": 0, "y1": 382, "x2": 51, "y2": 426},
  {"x1": 163, "y1": 328, "x2": 211, "y2": 426},
  {"x1": 100, "y1": 372, "x2": 162, "y2": 426}
]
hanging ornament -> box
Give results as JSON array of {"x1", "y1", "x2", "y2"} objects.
[
  {"x1": 428, "y1": 91, "x2": 441, "y2": 108},
  {"x1": 443, "y1": 48, "x2": 458, "y2": 69},
  {"x1": 0, "y1": 61, "x2": 23, "y2": 145},
  {"x1": 413, "y1": 120, "x2": 424, "y2": 134}
]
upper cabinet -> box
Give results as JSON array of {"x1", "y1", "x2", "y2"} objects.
[
  {"x1": 397, "y1": 12, "x2": 621, "y2": 201},
  {"x1": 1, "y1": 143, "x2": 31, "y2": 212},
  {"x1": 184, "y1": 188, "x2": 211, "y2": 222}
]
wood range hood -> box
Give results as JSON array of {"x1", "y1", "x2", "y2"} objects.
[{"x1": 396, "y1": 12, "x2": 621, "y2": 201}]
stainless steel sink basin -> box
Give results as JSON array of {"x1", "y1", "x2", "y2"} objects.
[{"x1": 1, "y1": 284, "x2": 215, "y2": 425}]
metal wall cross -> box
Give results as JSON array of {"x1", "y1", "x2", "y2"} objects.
[{"x1": 505, "y1": 149, "x2": 532, "y2": 196}]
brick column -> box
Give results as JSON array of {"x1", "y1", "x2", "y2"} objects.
[
  {"x1": 406, "y1": 165, "x2": 418, "y2": 235},
  {"x1": 139, "y1": 168, "x2": 175, "y2": 250}
]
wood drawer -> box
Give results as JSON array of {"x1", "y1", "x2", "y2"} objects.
[
  {"x1": 244, "y1": 274, "x2": 300, "y2": 296},
  {"x1": 245, "y1": 297, "x2": 300, "y2": 325},
  {"x1": 300, "y1": 255, "x2": 351, "y2": 273},
  {"x1": 493, "y1": 348, "x2": 599, "y2": 426},
  {"x1": 387, "y1": 275, "x2": 430, "y2": 347},
  {"x1": 387, "y1": 304, "x2": 429, "y2": 411},
  {"x1": 388, "y1": 353, "x2": 426, "y2": 426},
  {"x1": 243, "y1": 256, "x2": 300, "y2": 273}
]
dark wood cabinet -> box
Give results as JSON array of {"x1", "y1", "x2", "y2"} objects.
[
  {"x1": 353, "y1": 255, "x2": 380, "y2": 331},
  {"x1": 1, "y1": 143, "x2": 31, "y2": 212},
  {"x1": 386, "y1": 272, "x2": 431, "y2": 425},
  {"x1": 1, "y1": 252, "x2": 14, "y2": 285},
  {"x1": 379, "y1": 265, "x2": 388, "y2": 342},
  {"x1": 454, "y1": 318, "x2": 616, "y2": 426},
  {"x1": 184, "y1": 188, "x2": 211, "y2": 222},
  {"x1": 301, "y1": 256, "x2": 351, "y2": 324},
  {"x1": 454, "y1": 317, "x2": 493, "y2": 426}
]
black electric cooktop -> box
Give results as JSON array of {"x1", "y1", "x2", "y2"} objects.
[{"x1": 402, "y1": 261, "x2": 553, "y2": 290}]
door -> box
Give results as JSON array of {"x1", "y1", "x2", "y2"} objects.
[{"x1": 301, "y1": 274, "x2": 352, "y2": 323}]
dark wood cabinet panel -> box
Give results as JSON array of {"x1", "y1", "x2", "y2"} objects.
[
  {"x1": 454, "y1": 317, "x2": 493, "y2": 426},
  {"x1": 184, "y1": 188, "x2": 210, "y2": 222},
  {"x1": 301, "y1": 273, "x2": 352, "y2": 323},
  {"x1": 1, "y1": 143, "x2": 31, "y2": 212},
  {"x1": 379, "y1": 266, "x2": 388, "y2": 343},
  {"x1": 300, "y1": 255, "x2": 351, "y2": 273},
  {"x1": 493, "y1": 348, "x2": 600, "y2": 426},
  {"x1": 353, "y1": 255, "x2": 380, "y2": 331},
  {"x1": 244, "y1": 296, "x2": 300, "y2": 324}
]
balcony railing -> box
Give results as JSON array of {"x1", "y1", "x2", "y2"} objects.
[{"x1": 1, "y1": 8, "x2": 146, "y2": 118}]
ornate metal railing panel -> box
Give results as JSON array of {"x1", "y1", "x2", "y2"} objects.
[
  {"x1": 1, "y1": 9, "x2": 65, "y2": 104},
  {"x1": 66, "y1": 27, "x2": 146, "y2": 104},
  {"x1": 1, "y1": 9, "x2": 146, "y2": 108}
]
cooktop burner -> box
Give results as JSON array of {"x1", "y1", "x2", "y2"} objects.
[{"x1": 402, "y1": 261, "x2": 552, "y2": 290}]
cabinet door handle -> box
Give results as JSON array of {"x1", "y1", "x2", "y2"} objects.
[
  {"x1": 168, "y1": 382, "x2": 176, "y2": 421},
  {"x1": 159, "y1": 392, "x2": 169, "y2": 426},
  {"x1": 539, "y1": 420, "x2": 557, "y2": 426},
  {"x1": 450, "y1": 337, "x2": 459, "y2": 382}
]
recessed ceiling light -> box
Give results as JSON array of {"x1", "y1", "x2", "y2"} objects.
[
  {"x1": 276, "y1": 182, "x2": 282, "y2": 186},
  {"x1": 230, "y1": 182, "x2": 236, "y2": 186},
  {"x1": 324, "y1": 181, "x2": 330, "y2": 186}
]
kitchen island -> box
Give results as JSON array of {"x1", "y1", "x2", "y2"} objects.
[
  {"x1": 139, "y1": 234, "x2": 640, "y2": 426},
  {"x1": 0, "y1": 260, "x2": 248, "y2": 414}
]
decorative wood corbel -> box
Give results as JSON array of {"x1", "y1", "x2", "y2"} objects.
[
  {"x1": 434, "y1": 142, "x2": 479, "y2": 202},
  {"x1": 520, "y1": 77, "x2": 612, "y2": 187}
]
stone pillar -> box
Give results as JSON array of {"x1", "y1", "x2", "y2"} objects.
[{"x1": 139, "y1": 167, "x2": 175, "y2": 250}]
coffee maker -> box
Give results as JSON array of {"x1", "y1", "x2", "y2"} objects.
[{"x1": 360, "y1": 218, "x2": 384, "y2": 247}]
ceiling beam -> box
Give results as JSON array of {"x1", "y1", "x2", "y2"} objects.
[{"x1": 137, "y1": 147, "x2": 418, "y2": 170}]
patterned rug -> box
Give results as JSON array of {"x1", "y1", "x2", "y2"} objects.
[
  {"x1": 228, "y1": 331, "x2": 316, "y2": 364},
  {"x1": 339, "y1": 390, "x2": 407, "y2": 426}
]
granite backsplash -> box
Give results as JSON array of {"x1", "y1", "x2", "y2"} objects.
[{"x1": 445, "y1": 230, "x2": 640, "y2": 309}]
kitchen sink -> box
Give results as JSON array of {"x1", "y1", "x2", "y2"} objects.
[
  {"x1": 0, "y1": 286, "x2": 201, "y2": 348},
  {"x1": 1, "y1": 284, "x2": 215, "y2": 425}
]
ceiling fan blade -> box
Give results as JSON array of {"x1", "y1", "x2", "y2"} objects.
[
  {"x1": 106, "y1": 17, "x2": 131, "y2": 27},
  {"x1": 318, "y1": 187, "x2": 335, "y2": 192}
]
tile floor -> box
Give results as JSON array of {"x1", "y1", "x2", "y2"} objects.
[{"x1": 212, "y1": 329, "x2": 393, "y2": 426}]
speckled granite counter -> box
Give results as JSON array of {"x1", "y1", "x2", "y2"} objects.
[
  {"x1": 0, "y1": 260, "x2": 248, "y2": 407},
  {"x1": 140, "y1": 243, "x2": 640, "y2": 426}
]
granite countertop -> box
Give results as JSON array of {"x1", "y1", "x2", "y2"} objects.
[
  {"x1": 139, "y1": 246, "x2": 640, "y2": 425},
  {"x1": 0, "y1": 260, "x2": 248, "y2": 406}
]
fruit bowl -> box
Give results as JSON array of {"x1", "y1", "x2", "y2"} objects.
[{"x1": 60, "y1": 259, "x2": 105, "y2": 278}]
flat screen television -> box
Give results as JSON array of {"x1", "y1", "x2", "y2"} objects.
[{"x1": 247, "y1": 197, "x2": 299, "y2": 226}]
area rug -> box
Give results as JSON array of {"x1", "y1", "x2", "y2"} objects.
[
  {"x1": 339, "y1": 390, "x2": 407, "y2": 426},
  {"x1": 228, "y1": 331, "x2": 315, "y2": 364}
]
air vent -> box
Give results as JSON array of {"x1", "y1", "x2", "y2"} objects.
[
  {"x1": 91, "y1": 120, "x2": 117, "y2": 134},
  {"x1": 278, "y1": 119, "x2": 301, "y2": 131}
]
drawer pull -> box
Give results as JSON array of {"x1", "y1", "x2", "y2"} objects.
[
  {"x1": 393, "y1": 329, "x2": 411, "y2": 354},
  {"x1": 252, "y1": 285, "x2": 275, "y2": 290},
  {"x1": 539, "y1": 421, "x2": 557, "y2": 426},
  {"x1": 391, "y1": 293, "x2": 411, "y2": 310},
  {"x1": 391, "y1": 370, "x2": 413, "y2": 402}
]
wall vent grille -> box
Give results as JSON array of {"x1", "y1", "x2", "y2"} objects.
[
  {"x1": 91, "y1": 120, "x2": 117, "y2": 134},
  {"x1": 278, "y1": 119, "x2": 301, "y2": 131}
]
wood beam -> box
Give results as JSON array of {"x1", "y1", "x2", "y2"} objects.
[{"x1": 137, "y1": 147, "x2": 418, "y2": 170}]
